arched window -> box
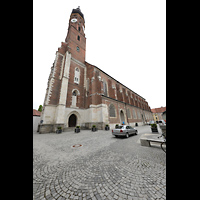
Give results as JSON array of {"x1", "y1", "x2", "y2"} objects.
[
  {"x1": 133, "y1": 109, "x2": 137, "y2": 119},
  {"x1": 74, "y1": 68, "x2": 80, "y2": 84},
  {"x1": 72, "y1": 90, "x2": 77, "y2": 107},
  {"x1": 127, "y1": 109, "x2": 131, "y2": 118},
  {"x1": 109, "y1": 104, "x2": 116, "y2": 117},
  {"x1": 137, "y1": 110, "x2": 141, "y2": 119},
  {"x1": 71, "y1": 89, "x2": 80, "y2": 107},
  {"x1": 103, "y1": 81, "x2": 108, "y2": 96}
]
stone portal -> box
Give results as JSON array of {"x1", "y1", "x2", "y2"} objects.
[{"x1": 68, "y1": 114, "x2": 77, "y2": 127}]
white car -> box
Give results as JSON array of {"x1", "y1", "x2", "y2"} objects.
[
  {"x1": 112, "y1": 125, "x2": 138, "y2": 138},
  {"x1": 158, "y1": 120, "x2": 166, "y2": 125}
]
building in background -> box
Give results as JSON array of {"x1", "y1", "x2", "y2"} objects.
[
  {"x1": 151, "y1": 106, "x2": 166, "y2": 122},
  {"x1": 162, "y1": 110, "x2": 166, "y2": 122},
  {"x1": 39, "y1": 7, "x2": 153, "y2": 133},
  {"x1": 33, "y1": 109, "x2": 41, "y2": 132}
]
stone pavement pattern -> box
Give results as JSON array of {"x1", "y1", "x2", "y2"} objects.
[{"x1": 33, "y1": 126, "x2": 166, "y2": 200}]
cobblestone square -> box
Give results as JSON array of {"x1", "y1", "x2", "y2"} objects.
[{"x1": 33, "y1": 126, "x2": 166, "y2": 200}]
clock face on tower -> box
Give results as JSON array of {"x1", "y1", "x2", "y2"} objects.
[{"x1": 71, "y1": 18, "x2": 77, "y2": 23}]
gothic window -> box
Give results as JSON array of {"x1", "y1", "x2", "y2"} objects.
[
  {"x1": 133, "y1": 109, "x2": 137, "y2": 119},
  {"x1": 74, "y1": 67, "x2": 80, "y2": 84},
  {"x1": 109, "y1": 104, "x2": 116, "y2": 117},
  {"x1": 71, "y1": 89, "x2": 79, "y2": 107},
  {"x1": 103, "y1": 81, "x2": 108, "y2": 96},
  {"x1": 72, "y1": 90, "x2": 77, "y2": 107},
  {"x1": 78, "y1": 26, "x2": 81, "y2": 31},
  {"x1": 77, "y1": 35, "x2": 80, "y2": 41},
  {"x1": 127, "y1": 109, "x2": 131, "y2": 118},
  {"x1": 135, "y1": 110, "x2": 138, "y2": 119},
  {"x1": 137, "y1": 110, "x2": 141, "y2": 119}
]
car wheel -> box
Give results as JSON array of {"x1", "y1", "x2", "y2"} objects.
[{"x1": 126, "y1": 133, "x2": 129, "y2": 138}]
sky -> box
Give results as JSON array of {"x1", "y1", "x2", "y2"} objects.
[{"x1": 33, "y1": 0, "x2": 166, "y2": 110}]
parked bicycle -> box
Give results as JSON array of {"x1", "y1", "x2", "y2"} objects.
[
  {"x1": 161, "y1": 140, "x2": 166, "y2": 153},
  {"x1": 158, "y1": 131, "x2": 166, "y2": 153}
]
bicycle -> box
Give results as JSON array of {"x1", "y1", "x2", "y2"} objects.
[
  {"x1": 161, "y1": 140, "x2": 166, "y2": 153},
  {"x1": 158, "y1": 131, "x2": 166, "y2": 153}
]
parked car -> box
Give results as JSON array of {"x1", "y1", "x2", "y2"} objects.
[
  {"x1": 158, "y1": 120, "x2": 166, "y2": 125},
  {"x1": 112, "y1": 125, "x2": 138, "y2": 138}
]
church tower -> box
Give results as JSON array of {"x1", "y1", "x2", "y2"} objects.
[
  {"x1": 65, "y1": 6, "x2": 86, "y2": 63},
  {"x1": 40, "y1": 7, "x2": 87, "y2": 133}
]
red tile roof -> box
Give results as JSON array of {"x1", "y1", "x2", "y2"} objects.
[
  {"x1": 33, "y1": 109, "x2": 41, "y2": 116},
  {"x1": 151, "y1": 106, "x2": 166, "y2": 113}
]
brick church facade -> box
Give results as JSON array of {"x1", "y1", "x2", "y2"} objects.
[{"x1": 39, "y1": 7, "x2": 153, "y2": 133}]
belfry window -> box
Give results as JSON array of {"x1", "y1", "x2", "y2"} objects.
[{"x1": 78, "y1": 26, "x2": 81, "y2": 31}]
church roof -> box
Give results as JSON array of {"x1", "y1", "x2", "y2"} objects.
[
  {"x1": 85, "y1": 61, "x2": 146, "y2": 101},
  {"x1": 72, "y1": 6, "x2": 84, "y2": 21}
]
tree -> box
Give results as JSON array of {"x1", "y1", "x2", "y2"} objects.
[{"x1": 38, "y1": 105, "x2": 43, "y2": 112}]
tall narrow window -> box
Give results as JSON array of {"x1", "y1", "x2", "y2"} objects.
[
  {"x1": 109, "y1": 104, "x2": 116, "y2": 117},
  {"x1": 137, "y1": 110, "x2": 141, "y2": 119},
  {"x1": 74, "y1": 68, "x2": 80, "y2": 84},
  {"x1": 103, "y1": 81, "x2": 108, "y2": 96},
  {"x1": 127, "y1": 109, "x2": 131, "y2": 118},
  {"x1": 77, "y1": 35, "x2": 80, "y2": 41},
  {"x1": 133, "y1": 109, "x2": 136, "y2": 119},
  {"x1": 72, "y1": 90, "x2": 77, "y2": 107}
]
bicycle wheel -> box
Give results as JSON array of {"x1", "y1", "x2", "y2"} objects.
[{"x1": 161, "y1": 142, "x2": 166, "y2": 153}]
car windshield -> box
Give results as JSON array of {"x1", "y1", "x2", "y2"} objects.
[{"x1": 116, "y1": 126, "x2": 123, "y2": 129}]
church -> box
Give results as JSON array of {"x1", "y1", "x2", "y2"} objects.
[{"x1": 39, "y1": 7, "x2": 153, "y2": 133}]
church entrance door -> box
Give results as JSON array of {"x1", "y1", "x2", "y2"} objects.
[
  {"x1": 120, "y1": 110, "x2": 125, "y2": 125},
  {"x1": 68, "y1": 114, "x2": 77, "y2": 127}
]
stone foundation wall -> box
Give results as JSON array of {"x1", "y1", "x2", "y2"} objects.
[
  {"x1": 39, "y1": 123, "x2": 65, "y2": 134},
  {"x1": 84, "y1": 122, "x2": 105, "y2": 130}
]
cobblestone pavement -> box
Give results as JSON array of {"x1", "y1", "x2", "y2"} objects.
[{"x1": 33, "y1": 126, "x2": 166, "y2": 200}]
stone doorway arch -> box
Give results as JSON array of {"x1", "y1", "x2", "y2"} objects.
[
  {"x1": 68, "y1": 114, "x2": 77, "y2": 127},
  {"x1": 66, "y1": 111, "x2": 81, "y2": 128}
]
